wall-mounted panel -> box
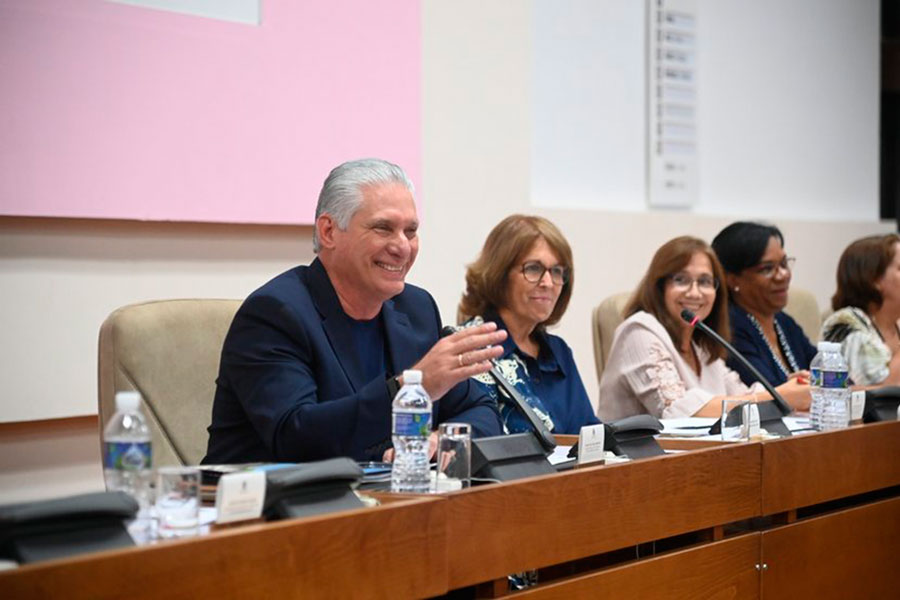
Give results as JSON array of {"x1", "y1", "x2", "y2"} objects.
[{"x1": 0, "y1": 0, "x2": 421, "y2": 224}]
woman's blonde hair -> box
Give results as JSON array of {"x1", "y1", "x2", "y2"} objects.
[{"x1": 458, "y1": 215, "x2": 573, "y2": 329}]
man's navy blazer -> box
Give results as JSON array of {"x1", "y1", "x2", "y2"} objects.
[{"x1": 204, "y1": 258, "x2": 502, "y2": 464}]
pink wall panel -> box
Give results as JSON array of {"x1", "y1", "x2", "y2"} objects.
[{"x1": 0, "y1": 0, "x2": 421, "y2": 224}]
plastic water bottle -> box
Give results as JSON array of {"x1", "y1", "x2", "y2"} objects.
[
  {"x1": 809, "y1": 342, "x2": 850, "y2": 431},
  {"x1": 391, "y1": 370, "x2": 432, "y2": 493},
  {"x1": 103, "y1": 391, "x2": 153, "y2": 507},
  {"x1": 808, "y1": 343, "x2": 825, "y2": 431},
  {"x1": 820, "y1": 343, "x2": 851, "y2": 430}
]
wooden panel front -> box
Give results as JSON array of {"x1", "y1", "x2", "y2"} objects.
[
  {"x1": 761, "y1": 421, "x2": 900, "y2": 515},
  {"x1": 658, "y1": 438, "x2": 731, "y2": 452},
  {"x1": 445, "y1": 443, "x2": 761, "y2": 588},
  {"x1": 760, "y1": 496, "x2": 900, "y2": 600},
  {"x1": 517, "y1": 534, "x2": 760, "y2": 600},
  {"x1": 0, "y1": 497, "x2": 446, "y2": 600}
]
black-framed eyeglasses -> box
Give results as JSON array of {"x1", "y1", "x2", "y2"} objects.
[
  {"x1": 752, "y1": 256, "x2": 796, "y2": 279},
  {"x1": 668, "y1": 273, "x2": 719, "y2": 292},
  {"x1": 521, "y1": 261, "x2": 569, "y2": 285}
]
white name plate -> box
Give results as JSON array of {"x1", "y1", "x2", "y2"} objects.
[
  {"x1": 215, "y1": 470, "x2": 266, "y2": 524},
  {"x1": 850, "y1": 390, "x2": 866, "y2": 421},
  {"x1": 577, "y1": 424, "x2": 606, "y2": 466}
]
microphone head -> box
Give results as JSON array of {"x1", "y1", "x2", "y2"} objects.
[{"x1": 680, "y1": 309, "x2": 696, "y2": 323}]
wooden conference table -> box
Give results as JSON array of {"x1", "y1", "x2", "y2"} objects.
[{"x1": 2, "y1": 421, "x2": 900, "y2": 599}]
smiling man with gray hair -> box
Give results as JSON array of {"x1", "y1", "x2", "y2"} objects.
[{"x1": 205, "y1": 158, "x2": 505, "y2": 463}]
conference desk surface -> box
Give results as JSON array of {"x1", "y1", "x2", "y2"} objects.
[
  {"x1": 442, "y1": 440, "x2": 759, "y2": 590},
  {"x1": 2, "y1": 421, "x2": 899, "y2": 599},
  {"x1": 0, "y1": 494, "x2": 447, "y2": 599}
]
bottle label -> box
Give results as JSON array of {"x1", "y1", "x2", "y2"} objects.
[
  {"x1": 810, "y1": 369, "x2": 848, "y2": 388},
  {"x1": 393, "y1": 411, "x2": 432, "y2": 437},
  {"x1": 105, "y1": 441, "x2": 152, "y2": 470}
]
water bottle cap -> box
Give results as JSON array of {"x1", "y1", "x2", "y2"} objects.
[
  {"x1": 115, "y1": 391, "x2": 141, "y2": 412},
  {"x1": 402, "y1": 369, "x2": 422, "y2": 384},
  {"x1": 817, "y1": 341, "x2": 841, "y2": 353}
]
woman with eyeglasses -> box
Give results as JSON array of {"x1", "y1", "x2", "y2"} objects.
[
  {"x1": 711, "y1": 222, "x2": 817, "y2": 387},
  {"x1": 597, "y1": 236, "x2": 809, "y2": 421},
  {"x1": 458, "y1": 215, "x2": 599, "y2": 434},
  {"x1": 820, "y1": 234, "x2": 900, "y2": 386}
]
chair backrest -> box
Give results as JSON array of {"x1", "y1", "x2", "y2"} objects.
[
  {"x1": 785, "y1": 288, "x2": 822, "y2": 346},
  {"x1": 98, "y1": 299, "x2": 241, "y2": 467},
  {"x1": 591, "y1": 288, "x2": 822, "y2": 384},
  {"x1": 591, "y1": 292, "x2": 633, "y2": 385}
]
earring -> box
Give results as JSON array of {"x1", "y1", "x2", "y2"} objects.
[{"x1": 733, "y1": 286, "x2": 740, "y2": 293}]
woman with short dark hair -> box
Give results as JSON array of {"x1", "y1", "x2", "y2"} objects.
[
  {"x1": 821, "y1": 234, "x2": 900, "y2": 385},
  {"x1": 458, "y1": 215, "x2": 598, "y2": 434},
  {"x1": 711, "y1": 222, "x2": 816, "y2": 387},
  {"x1": 598, "y1": 236, "x2": 809, "y2": 420}
]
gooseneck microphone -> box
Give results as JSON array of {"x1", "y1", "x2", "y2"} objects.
[
  {"x1": 441, "y1": 326, "x2": 557, "y2": 452},
  {"x1": 680, "y1": 310, "x2": 792, "y2": 416}
]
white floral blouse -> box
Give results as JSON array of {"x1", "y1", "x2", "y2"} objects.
[
  {"x1": 597, "y1": 311, "x2": 762, "y2": 421},
  {"x1": 820, "y1": 307, "x2": 891, "y2": 386}
]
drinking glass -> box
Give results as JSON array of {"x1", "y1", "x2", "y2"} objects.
[
  {"x1": 155, "y1": 466, "x2": 200, "y2": 538},
  {"x1": 435, "y1": 423, "x2": 471, "y2": 491}
]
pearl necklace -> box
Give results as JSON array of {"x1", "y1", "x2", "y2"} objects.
[{"x1": 746, "y1": 312, "x2": 800, "y2": 377}]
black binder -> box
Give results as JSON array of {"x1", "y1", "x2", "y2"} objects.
[
  {"x1": 0, "y1": 491, "x2": 138, "y2": 564},
  {"x1": 263, "y1": 457, "x2": 365, "y2": 520},
  {"x1": 471, "y1": 433, "x2": 557, "y2": 482},
  {"x1": 863, "y1": 386, "x2": 900, "y2": 422}
]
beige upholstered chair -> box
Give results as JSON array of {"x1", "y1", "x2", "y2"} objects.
[
  {"x1": 591, "y1": 288, "x2": 822, "y2": 384},
  {"x1": 98, "y1": 299, "x2": 241, "y2": 467},
  {"x1": 786, "y1": 288, "x2": 822, "y2": 346},
  {"x1": 591, "y1": 292, "x2": 634, "y2": 385}
]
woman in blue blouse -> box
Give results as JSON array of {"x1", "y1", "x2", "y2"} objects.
[
  {"x1": 711, "y1": 222, "x2": 817, "y2": 387},
  {"x1": 457, "y1": 215, "x2": 599, "y2": 435}
]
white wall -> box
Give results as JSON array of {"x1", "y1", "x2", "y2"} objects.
[
  {"x1": 531, "y1": 0, "x2": 647, "y2": 211},
  {"x1": 0, "y1": 218, "x2": 314, "y2": 422},
  {"x1": 697, "y1": 0, "x2": 879, "y2": 221},
  {"x1": 419, "y1": 0, "x2": 887, "y2": 411},
  {"x1": 0, "y1": 0, "x2": 890, "y2": 502},
  {"x1": 531, "y1": 0, "x2": 879, "y2": 220},
  {"x1": 0, "y1": 418, "x2": 104, "y2": 503}
]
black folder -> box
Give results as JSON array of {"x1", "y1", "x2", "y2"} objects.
[
  {"x1": 0, "y1": 491, "x2": 138, "y2": 564},
  {"x1": 262, "y1": 457, "x2": 365, "y2": 520},
  {"x1": 471, "y1": 433, "x2": 556, "y2": 482}
]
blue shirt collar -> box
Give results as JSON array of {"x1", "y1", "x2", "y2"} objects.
[{"x1": 484, "y1": 309, "x2": 566, "y2": 376}]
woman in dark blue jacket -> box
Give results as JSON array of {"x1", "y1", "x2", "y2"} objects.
[{"x1": 711, "y1": 222, "x2": 817, "y2": 387}]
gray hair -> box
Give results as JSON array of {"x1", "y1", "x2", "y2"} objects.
[{"x1": 312, "y1": 158, "x2": 415, "y2": 253}]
